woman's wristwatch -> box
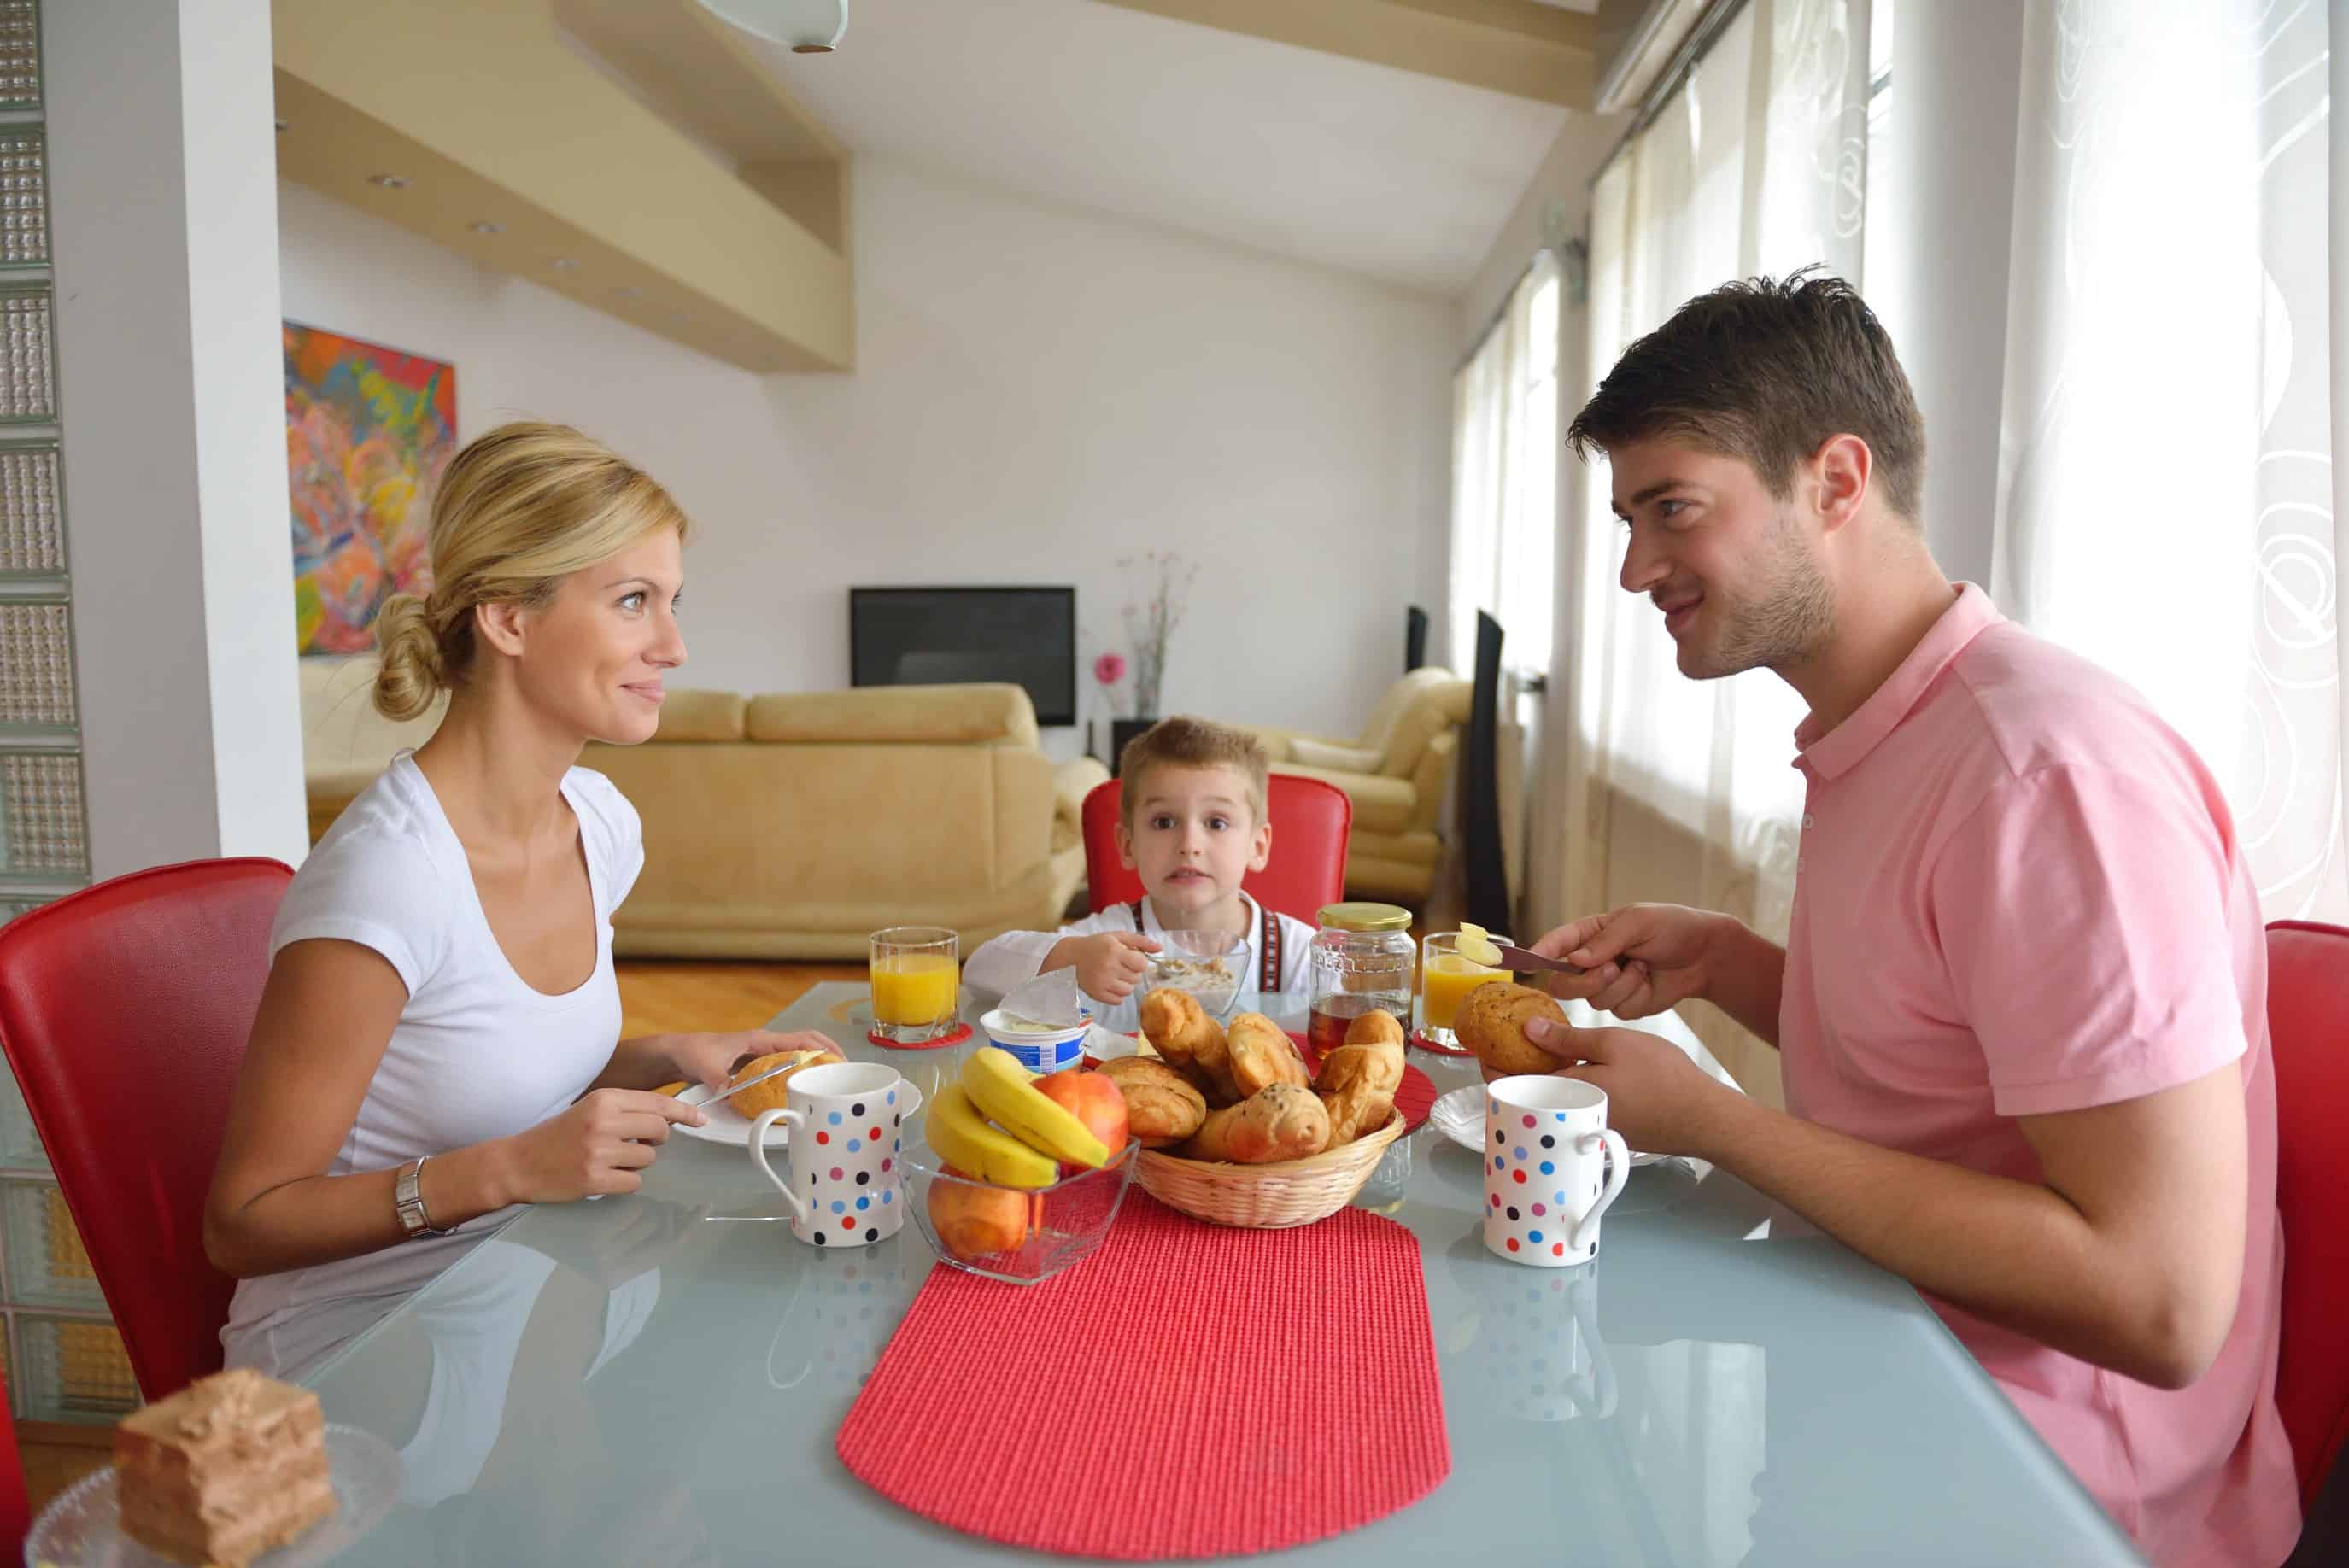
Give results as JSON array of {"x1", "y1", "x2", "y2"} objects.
[{"x1": 395, "y1": 1156, "x2": 448, "y2": 1240}]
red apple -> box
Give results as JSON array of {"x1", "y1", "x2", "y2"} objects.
[
  {"x1": 1035, "y1": 1068, "x2": 1129, "y2": 1173},
  {"x1": 928, "y1": 1165, "x2": 1029, "y2": 1260}
]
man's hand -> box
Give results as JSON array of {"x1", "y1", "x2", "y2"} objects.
[
  {"x1": 1490, "y1": 1015, "x2": 1740, "y2": 1157},
  {"x1": 1526, "y1": 904, "x2": 1721, "y2": 1019}
]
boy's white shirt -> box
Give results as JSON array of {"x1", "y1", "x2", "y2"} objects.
[{"x1": 964, "y1": 892, "x2": 1316, "y2": 1004}]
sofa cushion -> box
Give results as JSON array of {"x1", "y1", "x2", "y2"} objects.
[
  {"x1": 1359, "y1": 667, "x2": 1460, "y2": 752},
  {"x1": 1380, "y1": 678, "x2": 1473, "y2": 778},
  {"x1": 746, "y1": 684, "x2": 1040, "y2": 748},
  {"x1": 1290, "y1": 735, "x2": 1383, "y2": 774},
  {"x1": 653, "y1": 690, "x2": 747, "y2": 741},
  {"x1": 1270, "y1": 762, "x2": 1415, "y2": 835}
]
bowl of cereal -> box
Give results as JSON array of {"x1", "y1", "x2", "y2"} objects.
[{"x1": 1143, "y1": 928, "x2": 1249, "y2": 1016}]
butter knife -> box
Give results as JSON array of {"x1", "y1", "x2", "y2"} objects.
[
  {"x1": 1487, "y1": 940, "x2": 1588, "y2": 979},
  {"x1": 700, "y1": 1055, "x2": 826, "y2": 1109}
]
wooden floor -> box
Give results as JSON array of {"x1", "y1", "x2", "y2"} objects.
[{"x1": 13, "y1": 958, "x2": 859, "y2": 1518}]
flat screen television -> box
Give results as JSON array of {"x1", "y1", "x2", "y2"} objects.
[{"x1": 849, "y1": 586, "x2": 1077, "y2": 726}]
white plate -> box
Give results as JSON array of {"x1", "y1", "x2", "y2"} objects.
[
  {"x1": 1430, "y1": 1084, "x2": 1665, "y2": 1167},
  {"x1": 29, "y1": 1422, "x2": 401, "y2": 1566},
  {"x1": 673, "y1": 1079, "x2": 923, "y2": 1148}
]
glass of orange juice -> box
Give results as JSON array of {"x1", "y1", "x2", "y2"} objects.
[
  {"x1": 1420, "y1": 931, "x2": 1510, "y2": 1050},
  {"x1": 869, "y1": 927, "x2": 961, "y2": 1044}
]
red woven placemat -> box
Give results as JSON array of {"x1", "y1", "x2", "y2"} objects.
[
  {"x1": 1409, "y1": 1026, "x2": 1476, "y2": 1058},
  {"x1": 865, "y1": 1021, "x2": 975, "y2": 1050},
  {"x1": 837, "y1": 1194, "x2": 1450, "y2": 1559}
]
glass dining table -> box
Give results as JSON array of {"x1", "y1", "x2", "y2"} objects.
[{"x1": 296, "y1": 986, "x2": 2144, "y2": 1566}]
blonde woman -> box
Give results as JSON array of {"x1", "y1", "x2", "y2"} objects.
[{"x1": 208, "y1": 422, "x2": 834, "y2": 1380}]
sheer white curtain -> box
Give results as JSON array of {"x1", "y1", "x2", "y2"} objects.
[
  {"x1": 1559, "y1": 0, "x2": 1872, "y2": 1103},
  {"x1": 1993, "y1": 0, "x2": 2345, "y2": 924},
  {"x1": 1450, "y1": 252, "x2": 1561, "y2": 679}
]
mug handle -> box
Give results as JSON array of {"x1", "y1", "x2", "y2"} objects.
[
  {"x1": 749, "y1": 1109, "x2": 811, "y2": 1226},
  {"x1": 1570, "y1": 1128, "x2": 1631, "y2": 1253}
]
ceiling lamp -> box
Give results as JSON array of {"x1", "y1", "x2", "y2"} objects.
[{"x1": 695, "y1": 0, "x2": 848, "y2": 54}]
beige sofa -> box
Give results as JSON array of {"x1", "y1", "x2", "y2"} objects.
[
  {"x1": 1244, "y1": 667, "x2": 1473, "y2": 903},
  {"x1": 584, "y1": 684, "x2": 1105, "y2": 959},
  {"x1": 299, "y1": 659, "x2": 1106, "y2": 958}
]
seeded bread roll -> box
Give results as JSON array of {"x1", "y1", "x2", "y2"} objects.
[{"x1": 1180, "y1": 1083, "x2": 1333, "y2": 1163}]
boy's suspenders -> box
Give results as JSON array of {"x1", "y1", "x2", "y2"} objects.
[{"x1": 1129, "y1": 899, "x2": 1282, "y2": 993}]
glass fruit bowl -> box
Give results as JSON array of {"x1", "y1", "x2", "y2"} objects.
[
  {"x1": 901, "y1": 1136, "x2": 1139, "y2": 1284},
  {"x1": 1144, "y1": 928, "x2": 1249, "y2": 1016}
]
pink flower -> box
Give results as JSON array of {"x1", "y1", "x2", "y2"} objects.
[{"x1": 1093, "y1": 651, "x2": 1128, "y2": 687}]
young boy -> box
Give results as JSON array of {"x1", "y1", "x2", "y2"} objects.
[{"x1": 964, "y1": 717, "x2": 1315, "y2": 1009}]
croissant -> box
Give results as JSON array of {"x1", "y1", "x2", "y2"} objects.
[
  {"x1": 1315, "y1": 1015, "x2": 1405, "y2": 1144},
  {"x1": 1454, "y1": 981, "x2": 1567, "y2": 1077},
  {"x1": 1180, "y1": 1082, "x2": 1332, "y2": 1163},
  {"x1": 1139, "y1": 987, "x2": 1239, "y2": 1106},
  {"x1": 1226, "y1": 1011, "x2": 1311, "y2": 1097},
  {"x1": 1339, "y1": 1007, "x2": 1405, "y2": 1050},
  {"x1": 1095, "y1": 1056, "x2": 1207, "y2": 1147}
]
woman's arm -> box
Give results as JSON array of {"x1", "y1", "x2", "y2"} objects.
[{"x1": 204, "y1": 939, "x2": 700, "y2": 1279}]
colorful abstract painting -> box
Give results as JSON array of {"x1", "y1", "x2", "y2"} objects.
[{"x1": 284, "y1": 323, "x2": 456, "y2": 655}]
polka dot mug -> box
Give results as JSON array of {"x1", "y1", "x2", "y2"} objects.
[
  {"x1": 1483, "y1": 1075, "x2": 1631, "y2": 1267},
  {"x1": 748, "y1": 1062, "x2": 910, "y2": 1248}
]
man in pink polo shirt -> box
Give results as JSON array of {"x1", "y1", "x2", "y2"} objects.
[{"x1": 1520, "y1": 273, "x2": 2299, "y2": 1567}]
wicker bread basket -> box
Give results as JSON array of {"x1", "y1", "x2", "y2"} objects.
[{"x1": 1133, "y1": 1109, "x2": 1407, "y2": 1228}]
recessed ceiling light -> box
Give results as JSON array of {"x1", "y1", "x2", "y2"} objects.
[
  {"x1": 467, "y1": 221, "x2": 505, "y2": 236},
  {"x1": 551, "y1": 258, "x2": 580, "y2": 271},
  {"x1": 366, "y1": 173, "x2": 409, "y2": 190}
]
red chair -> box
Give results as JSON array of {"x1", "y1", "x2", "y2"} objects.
[
  {"x1": 0, "y1": 1366, "x2": 26, "y2": 1552},
  {"x1": 2268, "y1": 918, "x2": 2349, "y2": 1512},
  {"x1": 1081, "y1": 774, "x2": 1351, "y2": 926},
  {"x1": 0, "y1": 858, "x2": 294, "y2": 1402}
]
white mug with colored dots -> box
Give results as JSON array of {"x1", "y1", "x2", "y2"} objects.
[
  {"x1": 749, "y1": 1062, "x2": 910, "y2": 1248},
  {"x1": 1483, "y1": 1075, "x2": 1630, "y2": 1267}
]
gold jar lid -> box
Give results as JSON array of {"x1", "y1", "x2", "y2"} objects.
[{"x1": 1315, "y1": 901, "x2": 1412, "y2": 933}]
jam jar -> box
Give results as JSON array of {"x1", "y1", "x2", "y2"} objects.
[{"x1": 1307, "y1": 902, "x2": 1415, "y2": 1056}]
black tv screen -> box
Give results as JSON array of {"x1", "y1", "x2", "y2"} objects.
[{"x1": 849, "y1": 587, "x2": 1077, "y2": 726}]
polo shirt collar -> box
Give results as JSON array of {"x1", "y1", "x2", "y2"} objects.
[{"x1": 1793, "y1": 583, "x2": 2003, "y2": 781}]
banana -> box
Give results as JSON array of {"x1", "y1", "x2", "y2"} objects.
[
  {"x1": 924, "y1": 1085, "x2": 1058, "y2": 1189},
  {"x1": 961, "y1": 1047, "x2": 1112, "y2": 1169}
]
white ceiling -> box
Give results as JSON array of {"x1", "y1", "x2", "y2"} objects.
[{"x1": 733, "y1": 0, "x2": 1578, "y2": 296}]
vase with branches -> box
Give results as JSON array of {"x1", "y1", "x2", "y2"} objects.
[{"x1": 1119, "y1": 551, "x2": 1200, "y2": 720}]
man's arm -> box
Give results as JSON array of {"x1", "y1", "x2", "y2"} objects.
[{"x1": 1693, "y1": 1057, "x2": 2246, "y2": 1388}]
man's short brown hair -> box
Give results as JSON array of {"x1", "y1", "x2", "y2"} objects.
[
  {"x1": 1116, "y1": 717, "x2": 1270, "y2": 827},
  {"x1": 1567, "y1": 269, "x2": 1926, "y2": 523}
]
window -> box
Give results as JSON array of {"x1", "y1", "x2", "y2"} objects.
[{"x1": 1449, "y1": 252, "x2": 1561, "y2": 676}]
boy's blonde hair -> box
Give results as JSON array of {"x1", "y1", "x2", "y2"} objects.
[
  {"x1": 1116, "y1": 717, "x2": 1270, "y2": 826},
  {"x1": 372, "y1": 421, "x2": 690, "y2": 723}
]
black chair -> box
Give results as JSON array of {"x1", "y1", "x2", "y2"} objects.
[
  {"x1": 1463, "y1": 611, "x2": 1509, "y2": 933},
  {"x1": 1404, "y1": 606, "x2": 1429, "y2": 673}
]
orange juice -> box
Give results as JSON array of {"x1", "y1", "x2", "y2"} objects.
[
  {"x1": 1422, "y1": 952, "x2": 1508, "y2": 1031},
  {"x1": 871, "y1": 952, "x2": 960, "y2": 1026}
]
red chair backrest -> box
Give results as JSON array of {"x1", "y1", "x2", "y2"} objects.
[
  {"x1": 2268, "y1": 918, "x2": 2349, "y2": 1506},
  {"x1": 0, "y1": 858, "x2": 293, "y2": 1403},
  {"x1": 0, "y1": 1366, "x2": 26, "y2": 1553},
  {"x1": 1081, "y1": 774, "x2": 1351, "y2": 927}
]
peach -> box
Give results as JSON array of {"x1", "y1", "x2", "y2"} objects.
[
  {"x1": 1035, "y1": 1068, "x2": 1129, "y2": 1173},
  {"x1": 928, "y1": 1166, "x2": 1029, "y2": 1260}
]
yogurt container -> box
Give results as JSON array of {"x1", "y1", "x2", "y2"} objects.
[{"x1": 977, "y1": 1008, "x2": 1090, "y2": 1075}]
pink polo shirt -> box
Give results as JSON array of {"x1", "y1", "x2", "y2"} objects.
[{"x1": 1779, "y1": 585, "x2": 2299, "y2": 1567}]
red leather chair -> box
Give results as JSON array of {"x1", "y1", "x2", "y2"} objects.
[
  {"x1": 0, "y1": 1369, "x2": 26, "y2": 1552},
  {"x1": 2268, "y1": 918, "x2": 2349, "y2": 1511},
  {"x1": 1081, "y1": 774, "x2": 1351, "y2": 926},
  {"x1": 0, "y1": 858, "x2": 294, "y2": 1402}
]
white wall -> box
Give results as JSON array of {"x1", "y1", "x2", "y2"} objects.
[
  {"x1": 50, "y1": 0, "x2": 308, "y2": 876},
  {"x1": 278, "y1": 160, "x2": 1455, "y2": 754}
]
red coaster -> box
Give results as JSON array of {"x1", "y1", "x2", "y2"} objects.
[
  {"x1": 1409, "y1": 1026, "x2": 1476, "y2": 1058},
  {"x1": 837, "y1": 1194, "x2": 1450, "y2": 1558},
  {"x1": 865, "y1": 1021, "x2": 974, "y2": 1050}
]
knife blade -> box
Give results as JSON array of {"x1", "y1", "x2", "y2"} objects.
[{"x1": 1489, "y1": 940, "x2": 1587, "y2": 978}]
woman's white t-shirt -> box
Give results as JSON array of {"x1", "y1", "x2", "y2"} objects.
[{"x1": 220, "y1": 751, "x2": 641, "y2": 1382}]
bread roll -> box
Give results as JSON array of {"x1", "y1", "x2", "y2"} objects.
[
  {"x1": 1095, "y1": 1056, "x2": 1208, "y2": 1147},
  {"x1": 1226, "y1": 1011, "x2": 1311, "y2": 1097},
  {"x1": 1139, "y1": 987, "x2": 1239, "y2": 1105},
  {"x1": 1180, "y1": 1083, "x2": 1333, "y2": 1164},
  {"x1": 1453, "y1": 981, "x2": 1567, "y2": 1077},
  {"x1": 724, "y1": 1046, "x2": 843, "y2": 1118}
]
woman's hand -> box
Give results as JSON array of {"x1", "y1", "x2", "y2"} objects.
[
  {"x1": 495, "y1": 1089, "x2": 706, "y2": 1203},
  {"x1": 664, "y1": 1029, "x2": 845, "y2": 1095}
]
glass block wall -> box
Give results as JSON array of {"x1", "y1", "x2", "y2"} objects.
[{"x1": 0, "y1": 0, "x2": 137, "y2": 1424}]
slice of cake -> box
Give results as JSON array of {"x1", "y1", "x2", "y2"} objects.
[{"x1": 113, "y1": 1367, "x2": 337, "y2": 1568}]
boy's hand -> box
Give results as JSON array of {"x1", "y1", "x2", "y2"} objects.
[{"x1": 1074, "y1": 932, "x2": 1161, "y2": 1004}]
